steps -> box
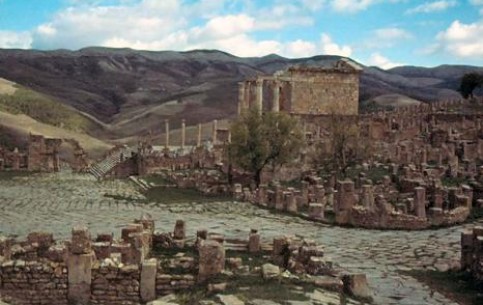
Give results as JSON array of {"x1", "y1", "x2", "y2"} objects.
[{"x1": 88, "y1": 146, "x2": 133, "y2": 179}]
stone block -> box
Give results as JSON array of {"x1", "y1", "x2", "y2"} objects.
[
  {"x1": 68, "y1": 251, "x2": 94, "y2": 304},
  {"x1": 70, "y1": 225, "x2": 91, "y2": 255},
  {"x1": 261, "y1": 263, "x2": 280, "y2": 279},
  {"x1": 173, "y1": 220, "x2": 186, "y2": 240},
  {"x1": 141, "y1": 258, "x2": 157, "y2": 302},
  {"x1": 309, "y1": 203, "x2": 324, "y2": 220},
  {"x1": 248, "y1": 232, "x2": 261, "y2": 253},
  {"x1": 198, "y1": 240, "x2": 225, "y2": 282},
  {"x1": 341, "y1": 273, "x2": 371, "y2": 299},
  {"x1": 122, "y1": 224, "x2": 144, "y2": 242}
]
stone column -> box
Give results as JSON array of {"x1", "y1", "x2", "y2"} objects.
[
  {"x1": 248, "y1": 229, "x2": 261, "y2": 253},
  {"x1": 414, "y1": 187, "x2": 426, "y2": 219},
  {"x1": 164, "y1": 119, "x2": 170, "y2": 148},
  {"x1": 140, "y1": 258, "x2": 157, "y2": 302},
  {"x1": 198, "y1": 240, "x2": 225, "y2": 282},
  {"x1": 212, "y1": 120, "x2": 218, "y2": 145},
  {"x1": 181, "y1": 119, "x2": 186, "y2": 149},
  {"x1": 256, "y1": 79, "x2": 263, "y2": 114},
  {"x1": 238, "y1": 82, "x2": 246, "y2": 115},
  {"x1": 197, "y1": 123, "x2": 202, "y2": 147},
  {"x1": 173, "y1": 220, "x2": 186, "y2": 240},
  {"x1": 272, "y1": 81, "x2": 280, "y2": 112},
  {"x1": 68, "y1": 226, "x2": 94, "y2": 305}
]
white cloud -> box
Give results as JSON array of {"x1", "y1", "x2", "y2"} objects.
[
  {"x1": 433, "y1": 20, "x2": 483, "y2": 58},
  {"x1": 366, "y1": 52, "x2": 404, "y2": 69},
  {"x1": 283, "y1": 40, "x2": 317, "y2": 58},
  {"x1": 362, "y1": 27, "x2": 412, "y2": 49},
  {"x1": 374, "y1": 27, "x2": 412, "y2": 40},
  {"x1": 406, "y1": 0, "x2": 457, "y2": 14},
  {"x1": 330, "y1": 0, "x2": 380, "y2": 13},
  {"x1": 0, "y1": 31, "x2": 32, "y2": 49},
  {"x1": 320, "y1": 33, "x2": 352, "y2": 57}
]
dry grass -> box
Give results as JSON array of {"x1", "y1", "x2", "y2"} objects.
[{"x1": 0, "y1": 78, "x2": 17, "y2": 95}]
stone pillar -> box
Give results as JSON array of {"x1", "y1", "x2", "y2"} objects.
[
  {"x1": 461, "y1": 230, "x2": 474, "y2": 270},
  {"x1": 361, "y1": 185, "x2": 374, "y2": 210},
  {"x1": 140, "y1": 258, "x2": 157, "y2": 302},
  {"x1": 181, "y1": 119, "x2": 186, "y2": 149},
  {"x1": 238, "y1": 82, "x2": 246, "y2": 115},
  {"x1": 68, "y1": 226, "x2": 94, "y2": 304},
  {"x1": 301, "y1": 181, "x2": 309, "y2": 206},
  {"x1": 212, "y1": 120, "x2": 218, "y2": 145},
  {"x1": 272, "y1": 236, "x2": 288, "y2": 266},
  {"x1": 198, "y1": 240, "x2": 225, "y2": 282},
  {"x1": 335, "y1": 180, "x2": 356, "y2": 212},
  {"x1": 256, "y1": 79, "x2": 263, "y2": 114},
  {"x1": 173, "y1": 220, "x2": 186, "y2": 240},
  {"x1": 272, "y1": 81, "x2": 280, "y2": 113},
  {"x1": 248, "y1": 229, "x2": 261, "y2": 253},
  {"x1": 414, "y1": 187, "x2": 426, "y2": 219},
  {"x1": 309, "y1": 203, "x2": 324, "y2": 220},
  {"x1": 286, "y1": 192, "x2": 297, "y2": 213},
  {"x1": 197, "y1": 123, "x2": 202, "y2": 147},
  {"x1": 275, "y1": 185, "x2": 284, "y2": 210},
  {"x1": 164, "y1": 119, "x2": 170, "y2": 148}
]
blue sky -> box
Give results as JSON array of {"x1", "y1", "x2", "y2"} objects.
[{"x1": 0, "y1": 0, "x2": 483, "y2": 69}]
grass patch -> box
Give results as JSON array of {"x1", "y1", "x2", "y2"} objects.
[
  {"x1": 0, "y1": 86, "x2": 95, "y2": 133},
  {"x1": 401, "y1": 270, "x2": 483, "y2": 305},
  {"x1": 145, "y1": 186, "x2": 231, "y2": 204},
  {"x1": 143, "y1": 174, "x2": 173, "y2": 185},
  {"x1": 468, "y1": 207, "x2": 483, "y2": 221},
  {"x1": 0, "y1": 171, "x2": 31, "y2": 181},
  {"x1": 441, "y1": 176, "x2": 470, "y2": 187}
]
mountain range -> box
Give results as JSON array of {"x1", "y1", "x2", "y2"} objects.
[{"x1": 0, "y1": 47, "x2": 482, "y2": 144}]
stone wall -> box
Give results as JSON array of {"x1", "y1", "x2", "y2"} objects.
[
  {"x1": 0, "y1": 260, "x2": 68, "y2": 305},
  {"x1": 90, "y1": 265, "x2": 141, "y2": 305}
]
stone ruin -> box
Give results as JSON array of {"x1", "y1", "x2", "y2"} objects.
[
  {"x1": 0, "y1": 217, "x2": 370, "y2": 305},
  {"x1": 0, "y1": 134, "x2": 89, "y2": 173},
  {"x1": 238, "y1": 58, "x2": 362, "y2": 116}
]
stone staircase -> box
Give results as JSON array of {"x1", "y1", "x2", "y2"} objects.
[{"x1": 89, "y1": 146, "x2": 133, "y2": 179}]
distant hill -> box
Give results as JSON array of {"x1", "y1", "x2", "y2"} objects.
[{"x1": 0, "y1": 47, "x2": 482, "y2": 140}]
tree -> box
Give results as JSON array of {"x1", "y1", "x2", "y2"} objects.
[
  {"x1": 459, "y1": 72, "x2": 483, "y2": 99},
  {"x1": 315, "y1": 113, "x2": 371, "y2": 178},
  {"x1": 229, "y1": 107, "x2": 303, "y2": 187}
]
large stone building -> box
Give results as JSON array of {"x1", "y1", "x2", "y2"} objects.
[{"x1": 237, "y1": 58, "x2": 363, "y2": 116}]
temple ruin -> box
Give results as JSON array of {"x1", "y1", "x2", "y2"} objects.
[{"x1": 237, "y1": 59, "x2": 362, "y2": 115}]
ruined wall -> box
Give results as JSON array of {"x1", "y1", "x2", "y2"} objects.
[
  {"x1": 0, "y1": 261, "x2": 68, "y2": 305},
  {"x1": 90, "y1": 265, "x2": 141, "y2": 305},
  {"x1": 289, "y1": 70, "x2": 359, "y2": 115}
]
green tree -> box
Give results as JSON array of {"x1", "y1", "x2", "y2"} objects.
[
  {"x1": 459, "y1": 72, "x2": 483, "y2": 99},
  {"x1": 229, "y1": 108, "x2": 303, "y2": 187},
  {"x1": 315, "y1": 114, "x2": 371, "y2": 178}
]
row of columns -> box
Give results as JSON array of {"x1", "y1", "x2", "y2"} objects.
[
  {"x1": 163, "y1": 119, "x2": 219, "y2": 148},
  {"x1": 238, "y1": 78, "x2": 282, "y2": 115}
]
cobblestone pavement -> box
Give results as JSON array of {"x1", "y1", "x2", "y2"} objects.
[{"x1": 1, "y1": 172, "x2": 482, "y2": 305}]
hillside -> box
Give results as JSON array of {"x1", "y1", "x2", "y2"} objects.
[{"x1": 0, "y1": 48, "x2": 482, "y2": 140}]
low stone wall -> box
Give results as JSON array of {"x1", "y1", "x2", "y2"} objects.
[
  {"x1": 0, "y1": 261, "x2": 68, "y2": 305},
  {"x1": 90, "y1": 265, "x2": 141, "y2": 305},
  {"x1": 348, "y1": 207, "x2": 428, "y2": 230}
]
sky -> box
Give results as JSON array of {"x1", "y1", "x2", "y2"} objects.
[{"x1": 0, "y1": 0, "x2": 482, "y2": 69}]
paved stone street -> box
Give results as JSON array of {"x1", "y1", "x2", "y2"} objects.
[{"x1": 1, "y1": 172, "x2": 482, "y2": 305}]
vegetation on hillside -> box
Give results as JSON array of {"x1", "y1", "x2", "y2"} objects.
[
  {"x1": 459, "y1": 72, "x2": 483, "y2": 99},
  {"x1": 0, "y1": 86, "x2": 96, "y2": 133}
]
